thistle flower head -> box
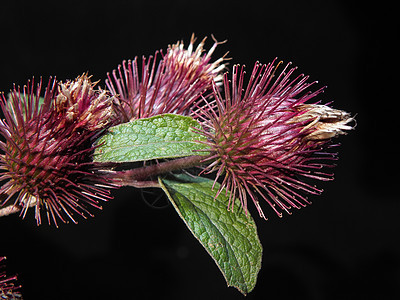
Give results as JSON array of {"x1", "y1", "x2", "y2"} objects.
[
  {"x1": 194, "y1": 61, "x2": 354, "y2": 219},
  {"x1": 106, "y1": 34, "x2": 226, "y2": 122},
  {"x1": 0, "y1": 76, "x2": 115, "y2": 226},
  {"x1": 0, "y1": 257, "x2": 22, "y2": 300}
]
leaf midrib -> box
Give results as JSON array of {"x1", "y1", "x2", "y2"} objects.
[{"x1": 170, "y1": 184, "x2": 248, "y2": 292}]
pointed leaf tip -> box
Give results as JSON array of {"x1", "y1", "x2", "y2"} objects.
[{"x1": 159, "y1": 174, "x2": 263, "y2": 295}]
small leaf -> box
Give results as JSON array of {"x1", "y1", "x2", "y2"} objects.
[
  {"x1": 159, "y1": 174, "x2": 262, "y2": 295},
  {"x1": 94, "y1": 114, "x2": 208, "y2": 163}
]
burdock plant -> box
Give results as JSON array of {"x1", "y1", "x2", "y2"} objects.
[
  {"x1": 193, "y1": 61, "x2": 354, "y2": 219},
  {"x1": 0, "y1": 75, "x2": 115, "y2": 226},
  {"x1": 106, "y1": 34, "x2": 226, "y2": 122},
  {"x1": 0, "y1": 35, "x2": 354, "y2": 296}
]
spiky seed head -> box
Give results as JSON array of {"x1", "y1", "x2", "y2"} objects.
[
  {"x1": 0, "y1": 257, "x2": 22, "y2": 300},
  {"x1": 0, "y1": 76, "x2": 115, "y2": 226},
  {"x1": 194, "y1": 61, "x2": 354, "y2": 219},
  {"x1": 106, "y1": 34, "x2": 227, "y2": 122}
]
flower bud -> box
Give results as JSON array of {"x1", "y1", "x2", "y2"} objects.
[
  {"x1": 194, "y1": 61, "x2": 354, "y2": 219},
  {"x1": 106, "y1": 34, "x2": 226, "y2": 122},
  {"x1": 0, "y1": 76, "x2": 115, "y2": 226}
]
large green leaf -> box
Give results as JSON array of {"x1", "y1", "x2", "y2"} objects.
[
  {"x1": 159, "y1": 174, "x2": 262, "y2": 295},
  {"x1": 94, "y1": 114, "x2": 208, "y2": 163}
]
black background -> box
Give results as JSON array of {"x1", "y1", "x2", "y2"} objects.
[{"x1": 0, "y1": 0, "x2": 397, "y2": 299}]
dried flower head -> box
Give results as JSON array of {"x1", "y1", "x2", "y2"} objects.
[
  {"x1": 106, "y1": 34, "x2": 226, "y2": 122},
  {"x1": 0, "y1": 76, "x2": 115, "y2": 226},
  {"x1": 0, "y1": 257, "x2": 22, "y2": 300},
  {"x1": 194, "y1": 61, "x2": 354, "y2": 219},
  {"x1": 55, "y1": 74, "x2": 116, "y2": 131}
]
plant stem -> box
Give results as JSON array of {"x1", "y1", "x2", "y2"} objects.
[
  {"x1": 0, "y1": 198, "x2": 37, "y2": 218},
  {"x1": 0, "y1": 204, "x2": 21, "y2": 217},
  {"x1": 0, "y1": 155, "x2": 210, "y2": 217},
  {"x1": 109, "y1": 155, "x2": 209, "y2": 188}
]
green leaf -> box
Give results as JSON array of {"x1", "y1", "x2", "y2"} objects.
[
  {"x1": 93, "y1": 114, "x2": 209, "y2": 163},
  {"x1": 159, "y1": 174, "x2": 263, "y2": 295}
]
